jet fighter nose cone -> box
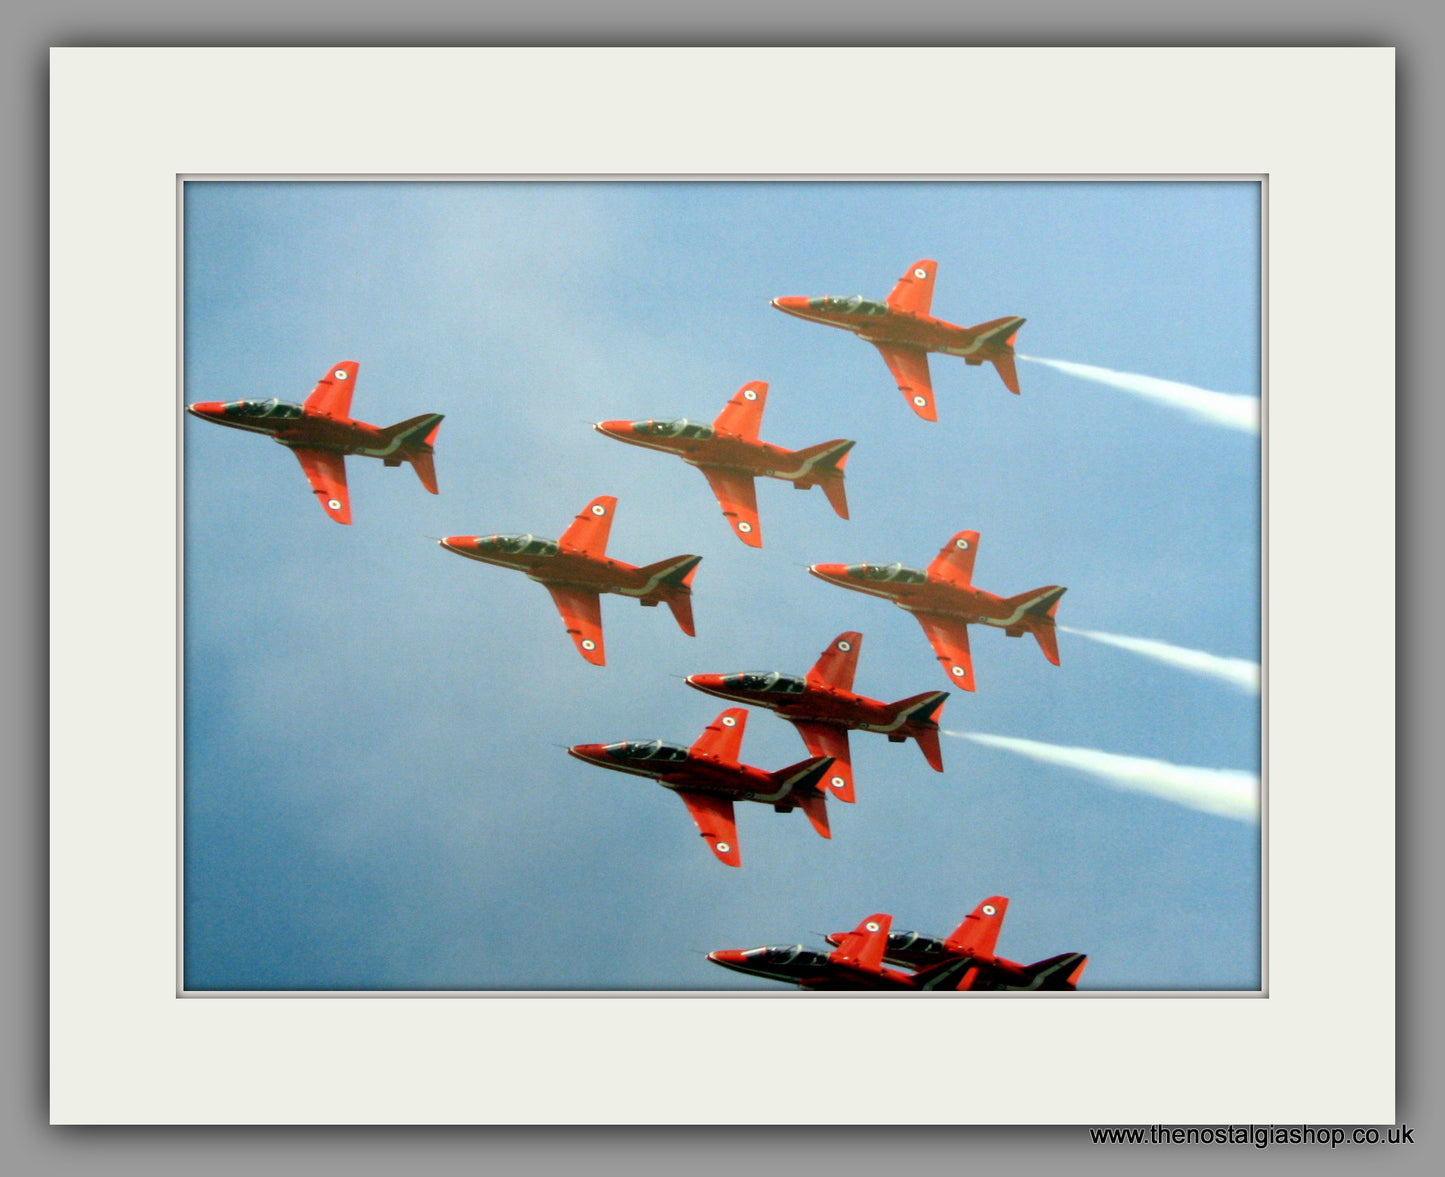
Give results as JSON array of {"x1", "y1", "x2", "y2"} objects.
[
  {"x1": 566, "y1": 743, "x2": 607, "y2": 763},
  {"x1": 808, "y1": 563, "x2": 848, "y2": 581},
  {"x1": 770, "y1": 296, "x2": 808, "y2": 313},
  {"x1": 707, "y1": 949, "x2": 750, "y2": 967},
  {"x1": 185, "y1": 401, "x2": 225, "y2": 417},
  {"x1": 685, "y1": 674, "x2": 723, "y2": 691},
  {"x1": 594, "y1": 420, "x2": 632, "y2": 437},
  {"x1": 438, "y1": 536, "x2": 472, "y2": 551}
]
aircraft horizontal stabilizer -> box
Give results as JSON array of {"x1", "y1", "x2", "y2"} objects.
[
  {"x1": 664, "y1": 590, "x2": 696, "y2": 637},
  {"x1": 992, "y1": 351, "x2": 1021, "y2": 395},
  {"x1": 795, "y1": 790, "x2": 831, "y2": 839},
  {"x1": 409, "y1": 448, "x2": 439, "y2": 495},
  {"x1": 913, "y1": 725, "x2": 945, "y2": 773}
]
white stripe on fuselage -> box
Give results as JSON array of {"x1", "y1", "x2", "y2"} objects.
[
  {"x1": 976, "y1": 587, "x2": 1062, "y2": 628},
  {"x1": 612, "y1": 557, "x2": 696, "y2": 599}
]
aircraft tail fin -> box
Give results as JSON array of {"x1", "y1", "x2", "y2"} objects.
[
  {"x1": 1002, "y1": 585, "x2": 1066, "y2": 665},
  {"x1": 790, "y1": 438, "x2": 855, "y2": 520},
  {"x1": 886, "y1": 690, "x2": 948, "y2": 772},
  {"x1": 909, "y1": 957, "x2": 982, "y2": 991},
  {"x1": 964, "y1": 316, "x2": 1025, "y2": 394},
  {"x1": 380, "y1": 412, "x2": 444, "y2": 492},
  {"x1": 1022, "y1": 952, "x2": 1089, "y2": 990},
  {"x1": 636, "y1": 554, "x2": 702, "y2": 636},
  {"x1": 768, "y1": 755, "x2": 834, "y2": 798}
]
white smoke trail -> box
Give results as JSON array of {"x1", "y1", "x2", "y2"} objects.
[
  {"x1": 1019, "y1": 355, "x2": 1259, "y2": 434},
  {"x1": 1060, "y1": 626, "x2": 1260, "y2": 694},
  {"x1": 952, "y1": 732, "x2": 1259, "y2": 823}
]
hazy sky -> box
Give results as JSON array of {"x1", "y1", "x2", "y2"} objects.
[{"x1": 183, "y1": 180, "x2": 1260, "y2": 991}]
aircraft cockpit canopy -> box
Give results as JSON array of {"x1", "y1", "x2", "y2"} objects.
[
  {"x1": 846, "y1": 562, "x2": 928, "y2": 584},
  {"x1": 477, "y1": 533, "x2": 561, "y2": 557},
  {"x1": 887, "y1": 931, "x2": 947, "y2": 958},
  {"x1": 742, "y1": 944, "x2": 831, "y2": 969},
  {"x1": 222, "y1": 398, "x2": 304, "y2": 420},
  {"x1": 605, "y1": 740, "x2": 691, "y2": 763},
  {"x1": 632, "y1": 418, "x2": 715, "y2": 441},
  {"x1": 721, "y1": 671, "x2": 807, "y2": 695},
  {"x1": 809, "y1": 295, "x2": 889, "y2": 316}
]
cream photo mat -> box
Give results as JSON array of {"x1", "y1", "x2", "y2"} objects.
[{"x1": 50, "y1": 47, "x2": 1393, "y2": 1124}]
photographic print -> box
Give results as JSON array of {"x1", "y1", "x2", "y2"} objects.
[
  {"x1": 53, "y1": 47, "x2": 1391, "y2": 1124},
  {"x1": 181, "y1": 179, "x2": 1261, "y2": 994}
]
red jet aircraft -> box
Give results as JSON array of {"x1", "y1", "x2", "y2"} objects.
[
  {"x1": 594, "y1": 380, "x2": 855, "y2": 548},
  {"x1": 771, "y1": 259, "x2": 1025, "y2": 421},
  {"x1": 185, "y1": 360, "x2": 442, "y2": 524},
  {"x1": 809, "y1": 529, "x2": 1065, "y2": 691},
  {"x1": 438, "y1": 495, "x2": 700, "y2": 667},
  {"x1": 708, "y1": 896, "x2": 1088, "y2": 991},
  {"x1": 684, "y1": 630, "x2": 947, "y2": 803},
  {"x1": 567, "y1": 707, "x2": 834, "y2": 867}
]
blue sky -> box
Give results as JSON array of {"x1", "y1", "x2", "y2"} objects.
[{"x1": 183, "y1": 180, "x2": 1260, "y2": 991}]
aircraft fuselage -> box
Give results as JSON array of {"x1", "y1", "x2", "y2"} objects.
[
  {"x1": 567, "y1": 743, "x2": 806, "y2": 804},
  {"x1": 706, "y1": 947, "x2": 917, "y2": 990},
  {"x1": 808, "y1": 564, "x2": 1031, "y2": 632},
  {"x1": 185, "y1": 401, "x2": 411, "y2": 460},
  {"x1": 439, "y1": 537, "x2": 674, "y2": 601},
  {"x1": 685, "y1": 673, "x2": 928, "y2": 735},
  {"x1": 770, "y1": 298, "x2": 1012, "y2": 363},
  {"x1": 595, "y1": 421, "x2": 840, "y2": 485}
]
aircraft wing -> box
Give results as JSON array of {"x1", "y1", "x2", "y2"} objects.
[
  {"x1": 675, "y1": 790, "x2": 741, "y2": 867},
  {"x1": 711, "y1": 380, "x2": 768, "y2": 442},
  {"x1": 885, "y1": 259, "x2": 937, "y2": 316},
  {"x1": 912, "y1": 611, "x2": 976, "y2": 691},
  {"x1": 690, "y1": 708, "x2": 747, "y2": 761},
  {"x1": 872, "y1": 343, "x2": 937, "y2": 421},
  {"x1": 544, "y1": 584, "x2": 606, "y2": 665},
  {"x1": 945, "y1": 895, "x2": 1010, "y2": 958},
  {"x1": 790, "y1": 720, "x2": 855, "y2": 803},
  {"x1": 558, "y1": 494, "x2": 617, "y2": 557},
  {"x1": 699, "y1": 466, "x2": 762, "y2": 547},
  {"x1": 302, "y1": 360, "x2": 358, "y2": 419},
  {"x1": 829, "y1": 913, "x2": 893, "y2": 973},
  {"x1": 289, "y1": 446, "x2": 352, "y2": 525},
  {"x1": 806, "y1": 631, "x2": 862, "y2": 692},
  {"x1": 926, "y1": 529, "x2": 980, "y2": 588}
]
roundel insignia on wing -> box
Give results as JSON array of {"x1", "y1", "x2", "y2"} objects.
[
  {"x1": 743, "y1": 388, "x2": 758, "y2": 401},
  {"x1": 914, "y1": 267, "x2": 928, "y2": 280},
  {"x1": 715, "y1": 842, "x2": 731, "y2": 853},
  {"x1": 737, "y1": 521, "x2": 753, "y2": 534},
  {"x1": 836, "y1": 640, "x2": 852, "y2": 652},
  {"x1": 912, "y1": 396, "x2": 928, "y2": 408},
  {"x1": 982, "y1": 904, "x2": 997, "y2": 916},
  {"x1": 591, "y1": 503, "x2": 607, "y2": 516},
  {"x1": 327, "y1": 499, "x2": 342, "y2": 510},
  {"x1": 334, "y1": 369, "x2": 349, "y2": 380},
  {"x1": 865, "y1": 921, "x2": 880, "y2": 932},
  {"x1": 956, "y1": 538, "x2": 970, "y2": 550},
  {"x1": 721, "y1": 715, "x2": 738, "y2": 727},
  {"x1": 830, "y1": 776, "x2": 846, "y2": 790},
  {"x1": 951, "y1": 665, "x2": 967, "y2": 678},
  {"x1": 581, "y1": 639, "x2": 597, "y2": 651}
]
